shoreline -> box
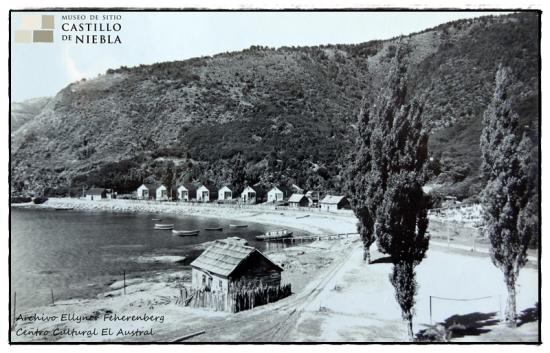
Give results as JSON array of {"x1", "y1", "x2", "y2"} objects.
[{"x1": 12, "y1": 197, "x2": 358, "y2": 235}]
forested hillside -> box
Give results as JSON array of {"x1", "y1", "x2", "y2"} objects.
[{"x1": 10, "y1": 12, "x2": 539, "y2": 200}]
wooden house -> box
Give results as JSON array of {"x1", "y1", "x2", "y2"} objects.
[
  {"x1": 86, "y1": 188, "x2": 106, "y2": 201},
  {"x1": 218, "y1": 185, "x2": 233, "y2": 202},
  {"x1": 136, "y1": 183, "x2": 157, "y2": 200},
  {"x1": 240, "y1": 186, "x2": 257, "y2": 204},
  {"x1": 319, "y1": 195, "x2": 351, "y2": 212},
  {"x1": 177, "y1": 185, "x2": 189, "y2": 201},
  {"x1": 196, "y1": 184, "x2": 211, "y2": 202},
  {"x1": 156, "y1": 185, "x2": 169, "y2": 201},
  {"x1": 190, "y1": 238, "x2": 283, "y2": 293},
  {"x1": 267, "y1": 186, "x2": 284, "y2": 203},
  {"x1": 288, "y1": 193, "x2": 308, "y2": 208}
]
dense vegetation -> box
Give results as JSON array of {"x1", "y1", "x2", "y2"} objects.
[{"x1": 10, "y1": 13, "x2": 539, "y2": 199}]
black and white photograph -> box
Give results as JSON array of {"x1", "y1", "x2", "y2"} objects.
[{"x1": 7, "y1": 4, "x2": 541, "y2": 344}]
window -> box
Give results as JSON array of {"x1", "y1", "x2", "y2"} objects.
[
  {"x1": 219, "y1": 280, "x2": 223, "y2": 289},
  {"x1": 202, "y1": 274, "x2": 206, "y2": 285}
]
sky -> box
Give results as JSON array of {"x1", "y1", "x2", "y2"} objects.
[{"x1": 10, "y1": 11, "x2": 508, "y2": 102}]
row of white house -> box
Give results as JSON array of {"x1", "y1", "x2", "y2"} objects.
[
  {"x1": 136, "y1": 183, "x2": 260, "y2": 204},
  {"x1": 85, "y1": 183, "x2": 349, "y2": 210},
  {"x1": 132, "y1": 183, "x2": 350, "y2": 210}
]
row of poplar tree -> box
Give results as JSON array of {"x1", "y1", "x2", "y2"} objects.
[{"x1": 345, "y1": 46, "x2": 538, "y2": 341}]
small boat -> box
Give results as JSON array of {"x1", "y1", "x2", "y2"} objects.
[
  {"x1": 154, "y1": 224, "x2": 174, "y2": 230},
  {"x1": 172, "y1": 229, "x2": 199, "y2": 236},
  {"x1": 151, "y1": 218, "x2": 162, "y2": 221},
  {"x1": 204, "y1": 227, "x2": 223, "y2": 231},
  {"x1": 256, "y1": 229, "x2": 293, "y2": 241},
  {"x1": 55, "y1": 207, "x2": 73, "y2": 211},
  {"x1": 229, "y1": 224, "x2": 248, "y2": 228}
]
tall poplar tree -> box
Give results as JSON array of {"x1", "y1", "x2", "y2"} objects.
[
  {"x1": 480, "y1": 65, "x2": 537, "y2": 326},
  {"x1": 345, "y1": 46, "x2": 409, "y2": 262}
]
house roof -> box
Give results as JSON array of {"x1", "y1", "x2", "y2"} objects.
[
  {"x1": 320, "y1": 195, "x2": 347, "y2": 204},
  {"x1": 197, "y1": 184, "x2": 210, "y2": 192},
  {"x1": 139, "y1": 183, "x2": 159, "y2": 192},
  {"x1": 156, "y1": 184, "x2": 167, "y2": 190},
  {"x1": 177, "y1": 185, "x2": 188, "y2": 191},
  {"x1": 219, "y1": 185, "x2": 232, "y2": 192},
  {"x1": 241, "y1": 186, "x2": 256, "y2": 194},
  {"x1": 268, "y1": 186, "x2": 283, "y2": 194},
  {"x1": 87, "y1": 188, "x2": 106, "y2": 195},
  {"x1": 288, "y1": 193, "x2": 307, "y2": 203},
  {"x1": 190, "y1": 239, "x2": 282, "y2": 277}
]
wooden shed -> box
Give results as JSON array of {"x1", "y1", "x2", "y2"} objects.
[
  {"x1": 177, "y1": 185, "x2": 189, "y2": 201},
  {"x1": 218, "y1": 185, "x2": 233, "y2": 201},
  {"x1": 196, "y1": 184, "x2": 210, "y2": 202},
  {"x1": 190, "y1": 238, "x2": 283, "y2": 293},
  {"x1": 288, "y1": 193, "x2": 308, "y2": 207},
  {"x1": 240, "y1": 186, "x2": 257, "y2": 204},
  {"x1": 319, "y1": 195, "x2": 351, "y2": 212},
  {"x1": 267, "y1": 186, "x2": 284, "y2": 203},
  {"x1": 86, "y1": 188, "x2": 106, "y2": 201},
  {"x1": 136, "y1": 183, "x2": 157, "y2": 200},
  {"x1": 156, "y1": 185, "x2": 169, "y2": 201}
]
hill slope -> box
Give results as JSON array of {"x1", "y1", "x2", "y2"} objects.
[{"x1": 10, "y1": 12, "x2": 539, "y2": 199}]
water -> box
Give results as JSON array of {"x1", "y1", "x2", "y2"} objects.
[{"x1": 10, "y1": 207, "x2": 296, "y2": 311}]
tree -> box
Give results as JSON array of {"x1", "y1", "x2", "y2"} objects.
[
  {"x1": 347, "y1": 45, "x2": 430, "y2": 340},
  {"x1": 162, "y1": 166, "x2": 174, "y2": 199},
  {"x1": 378, "y1": 172, "x2": 429, "y2": 340},
  {"x1": 345, "y1": 45, "x2": 427, "y2": 263},
  {"x1": 480, "y1": 65, "x2": 538, "y2": 327},
  {"x1": 375, "y1": 97, "x2": 430, "y2": 341}
]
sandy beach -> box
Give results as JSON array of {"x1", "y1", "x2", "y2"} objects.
[{"x1": 12, "y1": 198, "x2": 357, "y2": 235}]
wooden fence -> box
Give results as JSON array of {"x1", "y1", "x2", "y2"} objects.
[{"x1": 180, "y1": 284, "x2": 292, "y2": 313}]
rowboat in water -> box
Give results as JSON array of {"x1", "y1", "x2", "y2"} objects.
[
  {"x1": 172, "y1": 229, "x2": 200, "y2": 236},
  {"x1": 256, "y1": 229, "x2": 293, "y2": 241},
  {"x1": 151, "y1": 218, "x2": 162, "y2": 221},
  {"x1": 154, "y1": 224, "x2": 174, "y2": 230},
  {"x1": 229, "y1": 224, "x2": 248, "y2": 228},
  {"x1": 204, "y1": 227, "x2": 223, "y2": 231}
]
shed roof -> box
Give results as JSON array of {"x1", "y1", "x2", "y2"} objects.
[
  {"x1": 139, "y1": 183, "x2": 159, "y2": 192},
  {"x1": 197, "y1": 184, "x2": 210, "y2": 192},
  {"x1": 268, "y1": 186, "x2": 283, "y2": 194},
  {"x1": 190, "y1": 239, "x2": 282, "y2": 277},
  {"x1": 87, "y1": 188, "x2": 106, "y2": 195},
  {"x1": 320, "y1": 195, "x2": 347, "y2": 204},
  {"x1": 288, "y1": 193, "x2": 307, "y2": 203},
  {"x1": 241, "y1": 186, "x2": 256, "y2": 194}
]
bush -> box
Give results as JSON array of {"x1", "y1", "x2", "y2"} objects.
[
  {"x1": 33, "y1": 197, "x2": 48, "y2": 204},
  {"x1": 11, "y1": 196, "x2": 32, "y2": 204}
]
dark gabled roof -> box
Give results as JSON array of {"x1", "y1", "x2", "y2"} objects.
[
  {"x1": 87, "y1": 188, "x2": 106, "y2": 195},
  {"x1": 190, "y1": 239, "x2": 282, "y2": 277}
]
